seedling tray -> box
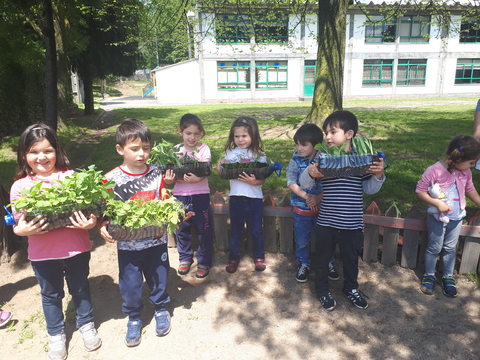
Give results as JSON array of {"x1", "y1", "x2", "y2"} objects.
[
  {"x1": 107, "y1": 223, "x2": 167, "y2": 241},
  {"x1": 159, "y1": 162, "x2": 212, "y2": 180},
  {"x1": 315, "y1": 153, "x2": 379, "y2": 178},
  {"x1": 220, "y1": 162, "x2": 275, "y2": 180}
]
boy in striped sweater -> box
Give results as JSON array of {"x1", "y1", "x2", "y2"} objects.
[{"x1": 299, "y1": 111, "x2": 386, "y2": 311}]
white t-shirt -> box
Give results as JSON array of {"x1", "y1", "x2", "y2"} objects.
[{"x1": 224, "y1": 147, "x2": 266, "y2": 199}]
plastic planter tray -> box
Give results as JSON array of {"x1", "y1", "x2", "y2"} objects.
[
  {"x1": 25, "y1": 202, "x2": 105, "y2": 231},
  {"x1": 220, "y1": 162, "x2": 276, "y2": 180},
  {"x1": 107, "y1": 224, "x2": 167, "y2": 241},
  {"x1": 315, "y1": 153, "x2": 380, "y2": 178},
  {"x1": 158, "y1": 162, "x2": 212, "y2": 180}
]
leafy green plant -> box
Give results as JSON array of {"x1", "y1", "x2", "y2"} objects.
[
  {"x1": 317, "y1": 135, "x2": 375, "y2": 156},
  {"x1": 147, "y1": 139, "x2": 184, "y2": 167},
  {"x1": 10, "y1": 165, "x2": 116, "y2": 216},
  {"x1": 103, "y1": 197, "x2": 186, "y2": 233}
]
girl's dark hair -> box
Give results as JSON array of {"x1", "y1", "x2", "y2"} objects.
[
  {"x1": 224, "y1": 116, "x2": 264, "y2": 156},
  {"x1": 15, "y1": 123, "x2": 70, "y2": 180},
  {"x1": 445, "y1": 135, "x2": 480, "y2": 173},
  {"x1": 294, "y1": 123, "x2": 323, "y2": 146},
  {"x1": 179, "y1": 113, "x2": 205, "y2": 138},
  {"x1": 116, "y1": 118, "x2": 151, "y2": 147},
  {"x1": 323, "y1": 110, "x2": 358, "y2": 137}
]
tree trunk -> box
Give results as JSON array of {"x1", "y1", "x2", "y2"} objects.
[
  {"x1": 83, "y1": 66, "x2": 95, "y2": 115},
  {"x1": 43, "y1": 0, "x2": 58, "y2": 130},
  {"x1": 306, "y1": 0, "x2": 348, "y2": 125}
]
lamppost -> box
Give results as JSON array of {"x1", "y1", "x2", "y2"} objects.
[{"x1": 186, "y1": 10, "x2": 195, "y2": 59}]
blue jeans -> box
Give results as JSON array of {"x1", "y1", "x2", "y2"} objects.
[
  {"x1": 117, "y1": 243, "x2": 170, "y2": 320},
  {"x1": 175, "y1": 194, "x2": 213, "y2": 266},
  {"x1": 229, "y1": 196, "x2": 265, "y2": 260},
  {"x1": 425, "y1": 215, "x2": 462, "y2": 277},
  {"x1": 31, "y1": 251, "x2": 94, "y2": 336},
  {"x1": 293, "y1": 212, "x2": 316, "y2": 266}
]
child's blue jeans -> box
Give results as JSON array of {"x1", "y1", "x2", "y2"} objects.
[
  {"x1": 293, "y1": 212, "x2": 316, "y2": 266},
  {"x1": 31, "y1": 251, "x2": 93, "y2": 336},
  {"x1": 425, "y1": 215, "x2": 462, "y2": 277}
]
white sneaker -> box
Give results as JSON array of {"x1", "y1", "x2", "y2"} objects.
[
  {"x1": 78, "y1": 322, "x2": 102, "y2": 352},
  {"x1": 48, "y1": 332, "x2": 67, "y2": 360}
]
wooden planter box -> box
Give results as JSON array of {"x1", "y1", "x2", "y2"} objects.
[
  {"x1": 107, "y1": 223, "x2": 167, "y2": 241},
  {"x1": 316, "y1": 153, "x2": 380, "y2": 178},
  {"x1": 159, "y1": 162, "x2": 212, "y2": 180},
  {"x1": 220, "y1": 162, "x2": 275, "y2": 180}
]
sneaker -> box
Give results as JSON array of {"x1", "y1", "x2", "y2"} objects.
[
  {"x1": 318, "y1": 292, "x2": 336, "y2": 311},
  {"x1": 178, "y1": 260, "x2": 194, "y2": 275},
  {"x1": 295, "y1": 264, "x2": 310, "y2": 283},
  {"x1": 344, "y1": 289, "x2": 369, "y2": 309},
  {"x1": 226, "y1": 260, "x2": 240, "y2": 273},
  {"x1": 154, "y1": 310, "x2": 171, "y2": 336},
  {"x1": 254, "y1": 258, "x2": 266, "y2": 271},
  {"x1": 442, "y1": 276, "x2": 458, "y2": 297},
  {"x1": 0, "y1": 311, "x2": 13, "y2": 328},
  {"x1": 421, "y1": 274, "x2": 436, "y2": 295},
  {"x1": 48, "y1": 332, "x2": 67, "y2": 360},
  {"x1": 125, "y1": 319, "x2": 142, "y2": 347},
  {"x1": 328, "y1": 262, "x2": 340, "y2": 281},
  {"x1": 196, "y1": 264, "x2": 210, "y2": 278},
  {"x1": 78, "y1": 322, "x2": 102, "y2": 352}
]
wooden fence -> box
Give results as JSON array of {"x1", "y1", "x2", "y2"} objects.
[{"x1": 168, "y1": 191, "x2": 480, "y2": 275}]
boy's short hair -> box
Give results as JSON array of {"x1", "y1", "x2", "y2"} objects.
[
  {"x1": 323, "y1": 111, "x2": 358, "y2": 137},
  {"x1": 293, "y1": 123, "x2": 323, "y2": 146},
  {"x1": 116, "y1": 118, "x2": 151, "y2": 147}
]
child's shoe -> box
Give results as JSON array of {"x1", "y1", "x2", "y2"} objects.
[
  {"x1": 318, "y1": 292, "x2": 336, "y2": 311},
  {"x1": 154, "y1": 310, "x2": 171, "y2": 336},
  {"x1": 254, "y1": 258, "x2": 266, "y2": 271},
  {"x1": 420, "y1": 274, "x2": 436, "y2": 295},
  {"x1": 125, "y1": 319, "x2": 142, "y2": 347},
  {"x1": 0, "y1": 311, "x2": 13, "y2": 328},
  {"x1": 442, "y1": 276, "x2": 458, "y2": 297},
  {"x1": 48, "y1": 332, "x2": 67, "y2": 360},
  {"x1": 295, "y1": 264, "x2": 310, "y2": 283},
  {"x1": 78, "y1": 322, "x2": 102, "y2": 352},
  {"x1": 328, "y1": 261, "x2": 340, "y2": 281},
  {"x1": 178, "y1": 260, "x2": 194, "y2": 275},
  {"x1": 343, "y1": 288, "x2": 369, "y2": 309},
  {"x1": 226, "y1": 260, "x2": 239, "y2": 273}
]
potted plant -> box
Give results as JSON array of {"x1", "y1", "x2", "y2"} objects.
[
  {"x1": 103, "y1": 196, "x2": 187, "y2": 241},
  {"x1": 147, "y1": 139, "x2": 212, "y2": 179},
  {"x1": 314, "y1": 135, "x2": 387, "y2": 178},
  {"x1": 9, "y1": 165, "x2": 115, "y2": 230},
  {"x1": 219, "y1": 155, "x2": 282, "y2": 180}
]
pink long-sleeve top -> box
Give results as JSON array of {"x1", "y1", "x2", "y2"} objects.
[{"x1": 416, "y1": 161, "x2": 475, "y2": 210}]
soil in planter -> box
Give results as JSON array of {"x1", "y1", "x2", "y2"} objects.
[
  {"x1": 26, "y1": 206, "x2": 104, "y2": 231},
  {"x1": 220, "y1": 163, "x2": 275, "y2": 180},
  {"x1": 107, "y1": 224, "x2": 167, "y2": 241},
  {"x1": 159, "y1": 162, "x2": 212, "y2": 180}
]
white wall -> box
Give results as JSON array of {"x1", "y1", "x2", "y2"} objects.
[{"x1": 154, "y1": 60, "x2": 201, "y2": 105}]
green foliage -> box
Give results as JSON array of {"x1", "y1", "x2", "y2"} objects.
[
  {"x1": 104, "y1": 197, "x2": 186, "y2": 233},
  {"x1": 147, "y1": 139, "x2": 184, "y2": 167}
]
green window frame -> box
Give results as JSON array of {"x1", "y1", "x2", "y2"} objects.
[
  {"x1": 455, "y1": 58, "x2": 480, "y2": 84},
  {"x1": 255, "y1": 61, "x2": 288, "y2": 89},
  {"x1": 216, "y1": 15, "x2": 251, "y2": 44},
  {"x1": 397, "y1": 59, "x2": 427, "y2": 85},
  {"x1": 399, "y1": 15, "x2": 430, "y2": 43},
  {"x1": 460, "y1": 20, "x2": 480, "y2": 43},
  {"x1": 254, "y1": 16, "x2": 289, "y2": 44},
  {"x1": 217, "y1": 61, "x2": 251, "y2": 90},
  {"x1": 365, "y1": 15, "x2": 396, "y2": 43},
  {"x1": 362, "y1": 59, "x2": 393, "y2": 87}
]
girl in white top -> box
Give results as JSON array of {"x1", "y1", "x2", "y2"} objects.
[
  {"x1": 217, "y1": 117, "x2": 267, "y2": 273},
  {"x1": 166, "y1": 114, "x2": 213, "y2": 279}
]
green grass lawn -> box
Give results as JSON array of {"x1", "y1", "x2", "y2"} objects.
[{"x1": 1, "y1": 97, "x2": 479, "y2": 218}]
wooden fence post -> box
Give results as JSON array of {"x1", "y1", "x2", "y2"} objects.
[
  {"x1": 263, "y1": 195, "x2": 277, "y2": 253},
  {"x1": 401, "y1": 208, "x2": 423, "y2": 269},
  {"x1": 212, "y1": 192, "x2": 229, "y2": 251},
  {"x1": 459, "y1": 212, "x2": 480, "y2": 274},
  {"x1": 381, "y1": 205, "x2": 400, "y2": 265},
  {"x1": 278, "y1": 195, "x2": 293, "y2": 254},
  {"x1": 363, "y1": 202, "x2": 381, "y2": 262}
]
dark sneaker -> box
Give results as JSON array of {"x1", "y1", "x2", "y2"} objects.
[
  {"x1": 178, "y1": 260, "x2": 194, "y2": 275},
  {"x1": 328, "y1": 261, "x2": 340, "y2": 281},
  {"x1": 442, "y1": 276, "x2": 457, "y2": 297},
  {"x1": 343, "y1": 288, "x2": 368, "y2": 309},
  {"x1": 318, "y1": 292, "x2": 336, "y2": 311},
  {"x1": 48, "y1": 332, "x2": 67, "y2": 360},
  {"x1": 295, "y1": 264, "x2": 310, "y2": 283},
  {"x1": 125, "y1": 319, "x2": 142, "y2": 347},
  {"x1": 78, "y1": 321, "x2": 102, "y2": 352},
  {"x1": 154, "y1": 310, "x2": 171, "y2": 336},
  {"x1": 196, "y1": 264, "x2": 210, "y2": 278},
  {"x1": 421, "y1": 274, "x2": 436, "y2": 295}
]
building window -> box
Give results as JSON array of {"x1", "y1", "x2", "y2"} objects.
[
  {"x1": 365, "y1": 15, "x2": 396, "y2": 43},
  {"x1": 255, "y1": 61, "x2": 288, "y2": 88},
  {"x1": 397, "y1": 59, "x2": 427, "y2": 85},
  {"x1": 399, "y1": 15, "x2": 430, "y2": 43},
  {"x1": 460, "y1": 20, "x2": 480, "y2": 43},
  {"x1": 362, "y1": 59, "x2": 393, "y2": 86},
  {"x1": 216, "y1": 14, "x2": 288, "y2": 44},
  {"x1": 217, "y1": 61, "x2": 251, "y2": 89},
  {"x1": 455, "y1": 58, "x2": 480, "y2": 84}
]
